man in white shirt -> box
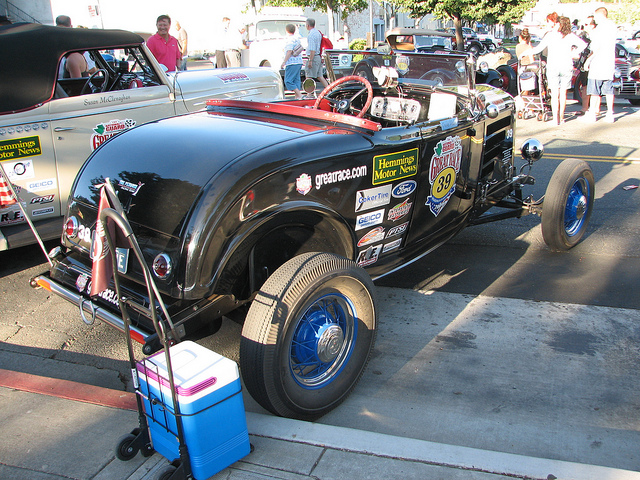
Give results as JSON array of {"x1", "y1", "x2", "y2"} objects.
[
  {"x1": 222, "y1": 17, "x2": 243, "y2": 68},
  {"x1": 584, "y1": 7, "x2": 617, "y2": 123}
]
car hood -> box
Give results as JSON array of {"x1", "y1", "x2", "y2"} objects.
[
  {"x1": 172, "y1": 67, "x2": 284, "y2": 112},
  {"x1": 71, "y1": 110, "x2": 328, "y2": 236}
]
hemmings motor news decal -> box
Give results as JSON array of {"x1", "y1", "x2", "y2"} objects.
[
  {"x1": 426, "y1": 136, "x2": 462, "y2": 217},
  {"x1": 91, "y1": 119, "x2": 136, "y2": 151},
  {"x1": 372, "y1": 148, "x2": 418, "y2": 185},
  {"x1": 0, "y1": 136, "x2": 42, "y2": 161}
]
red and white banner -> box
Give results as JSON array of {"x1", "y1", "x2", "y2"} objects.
[
  {"x1": 90, "y1": 184, "x2": 114, "y2": 297},
  {"x1": 0, "y1": 173, "x2": 17, "y2": 207}
]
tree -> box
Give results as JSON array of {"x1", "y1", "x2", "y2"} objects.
[
  {"x1": 265, "y1": 0, "x2": 369, "y2": 41},
  {"x1": 393, "y1": 0, "x2": 536, "y2": 51},
  {"x1": 609, "y1": 0, "x2": 640, "y2": 28}
]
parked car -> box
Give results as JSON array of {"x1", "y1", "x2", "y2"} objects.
[
  {"x1": 448, "y1": 26, "x2": 486, "y2": 55},
  {"x1": 34, "y1": 49, "x2": 594, "y2": 422},
  {"x1": 476, "y1": 30, "x2": 503, "y2": 51},
  {"x1": 573, "y1": 42, "x2": 640, "y2": 106},
  {"x1": 0, "y1": 23, "x2": 283, "y2": 250},
  {"x1": 344, "y1": 29, "x2": 517, "y2": 96}
]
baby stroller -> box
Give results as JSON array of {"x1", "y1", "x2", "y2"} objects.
[{"x1": 516, "y1": 54, "x2": 552, "y2": 121}]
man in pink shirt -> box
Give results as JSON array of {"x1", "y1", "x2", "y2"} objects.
[{"x1": 146, "y1": 15, "x2": 182, "y2": 72}]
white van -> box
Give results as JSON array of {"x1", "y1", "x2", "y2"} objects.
[{"x1": 243, "y1": 16, "x2": 308, "y2": 74}]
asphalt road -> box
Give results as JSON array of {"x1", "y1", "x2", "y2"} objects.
[{"x1": 1, "y1": 97, "x2": 639, "y2": 473}]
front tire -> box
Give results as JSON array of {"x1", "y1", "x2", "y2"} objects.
[
  {"x1": 542, "y1": 159, "x2": 595, "y2": 251},
  {"x1": 240, "y1": 252, "x2": 377, "y2": 420},
  {"x1": 496, "y1": 65, "x2": 517, "y2": 96}
]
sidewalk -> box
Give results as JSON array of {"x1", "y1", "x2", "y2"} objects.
[{"x1": 1, "y1": 369, "x2": 639, "y2": 480}]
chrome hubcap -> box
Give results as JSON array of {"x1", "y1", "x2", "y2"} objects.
[{"x1": 316, "y1": 324, "x2": 345, "y2": 363}]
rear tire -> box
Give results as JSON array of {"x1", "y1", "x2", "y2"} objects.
[
  {"x1": 240, "y1": 252, "x2": 377, "y2": 421},
  {"x1": 542, "y1": 159, "x2": 595, "y2": 251},
  {"x1": 573, "y1": 72, "x2": 587, "y2": 104}
]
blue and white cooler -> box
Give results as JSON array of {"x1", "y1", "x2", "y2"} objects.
[{"x1": 136, "y1": 341, "x2": 250, "y2": 479}]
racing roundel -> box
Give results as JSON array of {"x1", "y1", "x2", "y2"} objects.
[{"x1": 426, "y1": 136, "x2": 462, "y2": 217}]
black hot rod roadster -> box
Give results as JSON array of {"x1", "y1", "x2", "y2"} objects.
[{"x1": 34, "y1": 49, "x2": 594, "y2": 421}]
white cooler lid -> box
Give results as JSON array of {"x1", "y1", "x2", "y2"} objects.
[{"x1": 138, "y1": 341, "x2": 240, "y2": 402}]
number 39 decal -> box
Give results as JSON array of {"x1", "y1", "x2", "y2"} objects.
[{"x1": 426, "y1": 136, "x2": 462, "y2": 217}]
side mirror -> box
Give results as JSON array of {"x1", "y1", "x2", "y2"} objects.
[
  {"x1": 302, "y1": 78, "x2": 317, "y2": 98},
  {"x1": 520, "y1": 138, "x2": 544, "y2": 163}
]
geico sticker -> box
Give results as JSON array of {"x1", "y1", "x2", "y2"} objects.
[
  {"x1": 355, "y1": 208, "x2": 385, "y2": 231},
  {"x1": 26, "y1": 177, "x2": 57, "y2": 193}
]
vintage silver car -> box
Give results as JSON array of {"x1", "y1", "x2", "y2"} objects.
[{"x1": 0, "y1": 23, "x2": 283, "y2": 250}]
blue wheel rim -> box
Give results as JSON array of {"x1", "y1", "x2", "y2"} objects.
[
  {"x1": 564, "y1": 177, "x2": 590, "y2": 237},
  {"x1": 289, "y1": 293, "x2": 357, "y2": 389}
]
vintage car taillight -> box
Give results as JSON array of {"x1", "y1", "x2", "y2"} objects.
[
  {"x1": 152, "y1": 253, "x2": 172, "y2": 279},
  {"x1": 64, "y1": 216, "x2": 79, "y2": 238}
]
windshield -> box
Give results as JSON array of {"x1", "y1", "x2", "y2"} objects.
[
  {"x1": 343, "y1": 50, "x2": 471, "y2": 90},
  {"x1": 254, "y1": 20, "x2": 308, "y2": 40},
  {"x1": 414, "y1": 35, "x2": 453, "y2": 50}
]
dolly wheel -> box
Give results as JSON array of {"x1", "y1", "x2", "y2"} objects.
[
  {"x1": 156, "y1": 465, "x2": 177, "y2": 480},
  {"x1": 115, "y1": 433, "x2": 138, "y2": 461}
]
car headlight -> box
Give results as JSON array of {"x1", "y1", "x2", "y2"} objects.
[
  {"x1": 479, "y1": 61, "x2": 489, "y2": 74},
  {"x1": 614, "y1": 67, "x2": 622, "y2": 79},
  {"x1": 339, "y1": 54, "x2": 351, "y2": 67}
]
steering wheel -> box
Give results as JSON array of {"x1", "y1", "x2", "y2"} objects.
[
  {"x1": 313, "y1": 75, "x2": 373, "y2": 118},
  {"x1": 81, "y1": 69, "x2": 110, "y2": 95}
]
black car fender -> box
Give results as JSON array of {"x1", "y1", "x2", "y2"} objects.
[
  {"x1": 475, "y1": 69, "x2": 502, "y2": 86},
  {"x1": 185, "y1": 196, "x2": 356, "y2": 301}
]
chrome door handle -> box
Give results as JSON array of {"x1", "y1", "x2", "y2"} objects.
[{"x1": 54, "y1": 126, "x2": 75, "y2": 132}]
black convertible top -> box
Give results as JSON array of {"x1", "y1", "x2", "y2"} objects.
[{"x1": 0, "y1": 23, "x2": 144, "y2": 115}]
